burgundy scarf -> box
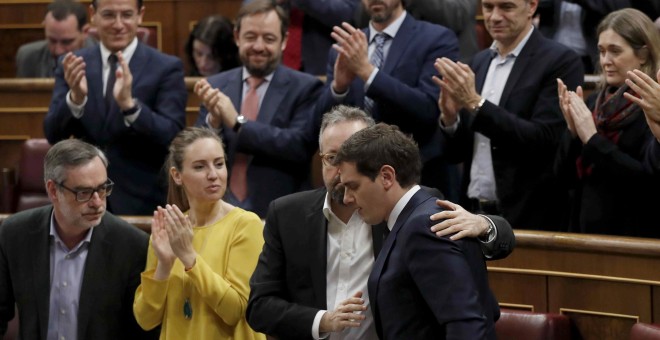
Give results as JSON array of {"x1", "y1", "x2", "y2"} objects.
[{"x1": 576, "y1": 84, "x2": 642, "y2": 178}]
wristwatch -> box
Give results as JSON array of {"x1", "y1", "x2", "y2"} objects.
[
  {"x1": 233, "y1": 114, "x2": 248, "y2": 132},
  {"x1": 469, "y1": 97, "x2": 486, "y2": 115},
  {"x1": 121, "y1": 99, "x2": 141, "y2": 116}
]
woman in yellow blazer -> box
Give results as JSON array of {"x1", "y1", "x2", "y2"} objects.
[{"x1": 134, "y1": 127, "x2": 265, "y2": 340}]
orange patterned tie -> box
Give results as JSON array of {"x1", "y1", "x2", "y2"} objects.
[{"x1": 230, "y1": 76, "x2": 264, "y2": 202}]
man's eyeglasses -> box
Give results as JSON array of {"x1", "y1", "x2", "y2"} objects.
[
  {"x1": 319, "y1": 152, "x2": 337, "y2": 167},
  {"x1": 58, "y1": 179, "x2": 114, "y2": 202}
]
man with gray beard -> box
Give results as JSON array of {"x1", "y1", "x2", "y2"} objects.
[{"x1": 246, "y1": 105, "x2": 514, "y2": 340}]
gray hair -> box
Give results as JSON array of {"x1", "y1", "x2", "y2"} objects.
[
  {"x1": 44, "y1": 139, "x2": 108, "y2": 185},
  {"x1": 318, "y1": 105, "x2": 375, "y2": 146}
]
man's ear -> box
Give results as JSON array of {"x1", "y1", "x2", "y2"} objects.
[
  {"x1": 380, "y1": 165, "x2": 396, "y2": 190},
  {"x1": 281, "y1": 32, "x2": 288, "y2": 52},
  {"x1": 88, "y1": 4, "x2": 96, "y2": 26},
  {"x1": 46, "y1": 180, "x2": 59, "y2": 201},
  {"x1": 137, "y1": 6, "x2": 145, "y2": 25}
]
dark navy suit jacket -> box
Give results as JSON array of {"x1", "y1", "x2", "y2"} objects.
[
  {"x1": 368, "y1": 189, "x2": 497, "y2": 339},
  {"x1": 0, "y1": 206, "x2": 157, "y2": 339},
  {"x1": 316, "y1": 13, "x2": 458, "y2": 164},
  {"x1": 44, "y1": 43, "x2": 187, "y2": 215},
  {"x1": 196, "y1": 65, "x2": 322, "y2": 218},
  {"x1": 442, "y1": 29, "x2": 584, "y2": 230}
]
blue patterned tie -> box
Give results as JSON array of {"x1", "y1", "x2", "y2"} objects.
[{"x1": 365, "y1": 32, "x2": 389, "y2": 114}]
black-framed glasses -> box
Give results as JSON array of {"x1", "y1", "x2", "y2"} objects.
[
  {"x1": 58, "y1": 179, "x2": 114, "y2": 202},
  {"x1": 319, "y1": 152, "x2": 337, "y2": 167}
]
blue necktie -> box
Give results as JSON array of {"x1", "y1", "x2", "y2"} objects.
[{"x1": 365, "y1": 32, "x2": 389, "y2": 114}]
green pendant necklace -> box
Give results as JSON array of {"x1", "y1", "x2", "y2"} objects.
[
  {"x1": 183, "y1": 298, "x2": 193, "y2": 319},
  {"x1": 182, "y1": 225, "x2": 211, "y2": 321}
]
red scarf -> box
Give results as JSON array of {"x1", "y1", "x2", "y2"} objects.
[{"x1": 576, "y1": 85, "x2": 642, "y2": 178}]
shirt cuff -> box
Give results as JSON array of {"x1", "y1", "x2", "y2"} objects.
[
  {"x1": 205, "y1": 113, "x2": 222, "y2": 133},
  {"x1": 66, "y1": 90, "x2": 87, "y2": 118},
  {"x1": 363, "y1": 67, "x2": 379, "y2": 93},
  {"x1": 477, "y1": 214, "x2": 498, "y2": 259},
  {"x1": 438, "y1": 114, "x2": 460, "y2": 134},
  {"x1": 312, "y1": 310, "x2": 329, "y2": 339},
  {"x1": 331, "y1": 83, "x2": 349, "y2": 101},
  {"x1": 123, "y1": 107, "x2": 141, "y2": 126}
]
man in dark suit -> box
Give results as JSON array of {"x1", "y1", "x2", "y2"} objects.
[
  {"x1": 194, "y1": 0, "x2": 322, "y2": 218},
  {"x1": 0, "y1": 139, "x2": 155, "y2": 339},
  {"x1": 15, "y1": 0, "x2": 95, "y2": 78},
  {"x1": 434, "y1": 0, "x2": 584, "y2": 230},
  {"x1": 315, "y1": 0, "x2": 461, "y2": 201},
  {"x1": 44, "y1": 0, "x2": 187, "y2": 215},
  {"x1": 335, "y1": 123, "x2": 497, "y2": 339},
  {"x1": 353, "y1": 0, "x2": 479, "y2": 61},
  {"x1": 247, "y1": 106, "x2": 512, "y2": 339}
]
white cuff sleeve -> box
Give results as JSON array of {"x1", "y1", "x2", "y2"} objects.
[
  {"x1": 478, "y1": 214, "x2": 498, "y2": 259},
  {"x1": 123, "y1": 108, "x2": 141, "y2": 126},
  {"x1": 331, "y1": 83, "x2": 349, "y2": 101},
  {"x1": 438, "y1": 114, "x2": 461, "y2": 135},
  {"x1": 363, "y1": 67, "x2": 379, "y2": 93},
  {"x1": 66, "y1": 90, "x2": 87, "y2": 118},
  {"x1": 205, "y1": 113, "x2": 222, "y2": 133},
  {"x1": 312, "y1": 310, "x2": 329, "y2": 339}
]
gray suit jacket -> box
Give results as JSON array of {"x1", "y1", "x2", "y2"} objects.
[
  {"x1": 0, "y1": 205, "x2": 157, "y2": 339},
  {"x1": 15, "y1": 37, "x2": 96, "y2": 78}
]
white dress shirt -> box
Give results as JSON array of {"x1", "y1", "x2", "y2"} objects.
[{"x1": 311, "y1": 193, "x2": 378, "y2": 340}]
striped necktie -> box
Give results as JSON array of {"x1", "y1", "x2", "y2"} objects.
[{"x1": 365, "y1": 32, "x2": 389, "y2": 114}]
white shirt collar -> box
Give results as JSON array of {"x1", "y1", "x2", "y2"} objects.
[
  {"x1": 369, "y1": 10, "x2": 407, "y2": 42},
  {"x1": 490, "y1": 25, "x2": 534, "y2": 58},
  {"x1": 387, "y1": 184, "x2": 421, "y2": 230},
  {"x1": 100, "y1": 37, "x2": 138, "y2": 65}
]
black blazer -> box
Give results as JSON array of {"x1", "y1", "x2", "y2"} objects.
[
  {"x1": 246, "y1": 188, "x2": 387, "y2": 339},
  {"x1": 0, "y1": 206, "x2": 157, "y2": 339},
  {"x1": 443, "y1": 28, "x2": 584, "y2": 230},
  {"x1": 554, "y1": 94, "x2": 659, "y2": 237}
]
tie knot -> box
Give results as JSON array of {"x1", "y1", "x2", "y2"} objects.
[
  {"x1": 108, "y1": 54, "x2": 118, "y2": 63},
  {"x1": 374, "y1": 33, "x2": 389, "y2": 46},
  {"x1": 247, "y1": 76, "x2": 264, "y2": 90}
]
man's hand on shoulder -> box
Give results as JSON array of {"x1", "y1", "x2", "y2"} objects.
[{"x1": 429, "y1": 199, "x2": 490, "y2": 240}]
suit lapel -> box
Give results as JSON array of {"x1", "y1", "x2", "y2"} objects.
[
  {"x1": 381, "y1": 15, "x2": 415, "y2": 75},
  {"x1": 307, "y1": 189, "x2": 329, "y2": 309},
  {"x1": 474, "y1": 50, "x2": 494, "y2": 94},
  {"x1": 77, "y1": 221, "x2": 111, "y2": 338},
  {"x1": 31, "y1": 208, "x2": 53, "y2": 339},
  {"x1": 86, "y1": 47, "x2": 105, "y2": 119},
  {"x1": 368, "y1": 189, "x2": 433, "y2": 335},
  {"x1": 128, "y1": 43, "x2": 147, "y2": 84},
  {"x1": 259, "y1": 66, "x2": 288, "y2": 125},
  {"x1": 223, "y1": 69, "x2": 244, "y2": 162},
  {"x1": 225, "y1": 69, "x2": 243, "y2": 111},
  {"x1": 499, "y1": 30, "x2": 540, "y2": 105}
]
